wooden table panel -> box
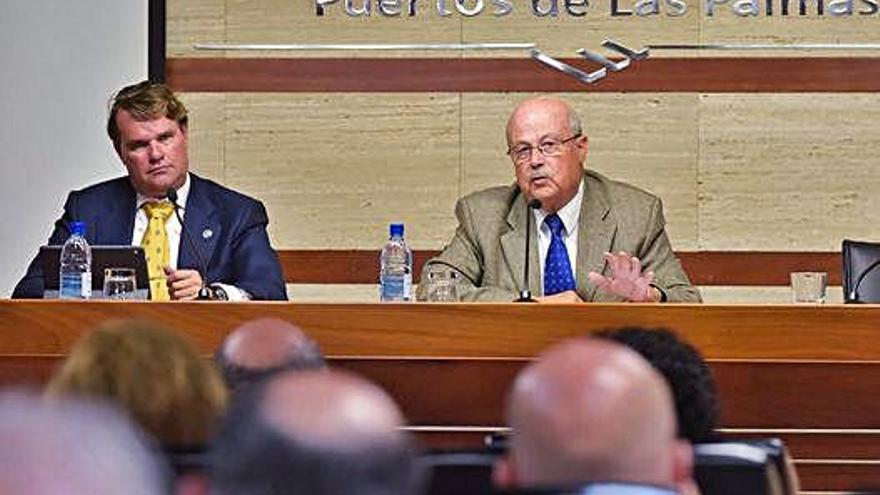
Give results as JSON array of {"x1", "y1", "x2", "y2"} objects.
[
  {"x1": 3, "y1": 301, "x2": 880, "y2": 360},
  {"x1": 2, "y1": 301, "x2": 879, "y2": 494}
]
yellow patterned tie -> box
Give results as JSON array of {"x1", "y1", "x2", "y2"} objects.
[{"x1": 141, "y1": 202, "x2": 176, "y2": 301}]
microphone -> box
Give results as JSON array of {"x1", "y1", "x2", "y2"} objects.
[
  {"x1": 515, "y1": 199, "x2": 542, "y2": 303},
  {"x1": 166, "y1": 188, "x2": 212, "y2": 300},
  {"x1": 847, "y1": 259, "x2": 880, "y2": 303}
]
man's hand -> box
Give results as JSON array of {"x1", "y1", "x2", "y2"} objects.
[
  {"x1": 535, "y1": 290, "x2": 584, "y2": 304},
  {"x1": 587, "y1": 251, "x2": 661, "y2": 302},
  {"x1": 164, "y1": 267, "x2": 203, "y2": 301}
]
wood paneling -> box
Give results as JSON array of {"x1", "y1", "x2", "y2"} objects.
[
  {"x1": 5, "y1": 356, "x2": 879, "y2": 429},
  {"x1": 3, "y1": 301, "x2": 880, "y2": 492},
  {"x1": 1, "y1": 301, "x2": 879, "y2": 360},
  {"x1": 277, "y1": 249, "x2": 842, "y2": 285},
  {"x1": 722, "y1": 431, "x2": 880, "y2": 460},
  {"x1": 166, "y1": 57, "x2": 880, "y2": 92},
  {"x1": 794, "y1": 462, "x2": 880, "y2": 492}
]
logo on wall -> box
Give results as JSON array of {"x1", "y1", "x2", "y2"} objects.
[{"x1": 315, "y1": 0, "x2": 880, "y2": 17}]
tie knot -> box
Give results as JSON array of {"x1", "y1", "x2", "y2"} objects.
[
  {"x1": 544, "y1": 213, "x2": 566, "y2": 236},
  {"x1": 142, "y1": 201, "x2": 175, "y2": 221}
]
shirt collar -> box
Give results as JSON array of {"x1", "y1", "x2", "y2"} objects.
[
  {"x1": 535, "y1": 179, "x2": 584, "y2": 235},
  {"x1": 136, "y1": 173, "x2": 191, "y2": 212},
  {"x1": 579, "y1": 483, "x2": 678, "y2": 495}
]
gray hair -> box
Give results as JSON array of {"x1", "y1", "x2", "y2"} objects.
[{"x1": 569, "y1": 109, "x2": 583, "y2": 136}]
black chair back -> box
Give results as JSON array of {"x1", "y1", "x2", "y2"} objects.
[
  {"x1": 738, "y1": 438, "x2": 796, "y2": 495},
  {"x1": 843, "y1": 239, "x2": 880, "y2": 303},
  {"x1": 419, "y1": 451, "x2": 497, "y2": 495},
  {"x1": 694, "y1": 442, "x2": 783, "y2": 495}
]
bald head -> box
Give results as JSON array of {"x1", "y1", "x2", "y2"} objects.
[
  {"x1": 0, "y1": 392, "x2": 166, "y2": 495},
  {"x1": 506, "y1": 97, "x2": 582, "y2": 147},
  {"x1": 504, "y1": 338, "x2": 690, "y2": 489},
  {"x1": 262, "y1": 369, "x2": 406, "y2": 450},
  {"x1": 211, "y1": 370, "x2": 419, "y2": 495},
  {"x1": 218, "y1": 318, "x2": 324, "y2": 391}
]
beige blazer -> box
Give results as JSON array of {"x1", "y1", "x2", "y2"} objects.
[{"x1": 418, "y1": 170, "x2": 701, "y2": 302}]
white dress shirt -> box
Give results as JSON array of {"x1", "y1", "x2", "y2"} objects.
[
  {"x1": 533, "y1": 180, "x2": 585, "y2": 292},
  {"x1": 133, "y1": 173, "x2": 248, "y2": 301}
]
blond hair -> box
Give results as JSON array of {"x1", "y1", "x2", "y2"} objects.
[{"x1": 46, "y1": 319, "x2": 227, "y2": 447}]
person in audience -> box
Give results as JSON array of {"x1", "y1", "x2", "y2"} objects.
[
  {"x1": 12, "y1": 80, "x2": 287, "y2": 301},
  {"x1": 215, "y1": 317, "x2": 325, "y2": 394},
  {"x1": 0, "y1": 391, "x2": 168, "y2": 495},
  {"x1": 45, "y1": 319, "x2": 228, "y2": 449},
  {"x1": 418, "y1": 96, "x2": 700, "y2": 303},
  {"x1": 494, "y1": 338, "x2": 694, "y2": 494},
  {"x1": 210, "y1": 369, "x2": 422, "y2": 495},
  {"x1": 594, "y1": 327, "x2": 720, "y2": 442}
]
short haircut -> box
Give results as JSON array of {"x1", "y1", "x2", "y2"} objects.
[
  {"x1": 215, "y1": 340, "x2": 325, "y2": 393},
  {"x1": 594, "y1": 327, "x2": 720, "y2": 442},
  {"x1": 211, "y1": 380, "x2": 421, "y2": 495},
  {"x1": 46, "y1": 319, "x2": 228, "y2": 447},
  {"x1": 107, "y1": 80, "x2": 188, "y2": 151},
  {"x1": 568, "y1": 108, "x2": 583, "y2": 136}
]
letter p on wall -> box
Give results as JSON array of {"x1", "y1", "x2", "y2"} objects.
[{"x1": 316, "y1": 0, "x2": 339, "y2": 15}]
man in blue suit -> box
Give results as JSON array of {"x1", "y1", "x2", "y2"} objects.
[{"x1": 13, "y1": 81, "x2": 287, "y2": 301}]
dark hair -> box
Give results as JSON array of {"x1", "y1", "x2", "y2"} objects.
[
  {"x1": 210, "y1": 383, "x2": 422, "y2": 495},
  {"x1": 214, "y1": 340, "x2": 325, "y2": 394},
  {"x1": 593, "y1": 327, "x2": 720, "y2": 442}
]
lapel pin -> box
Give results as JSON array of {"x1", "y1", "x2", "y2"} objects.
[{"x1": 202, "y1": 228, "x2": 213, "y2": 240}]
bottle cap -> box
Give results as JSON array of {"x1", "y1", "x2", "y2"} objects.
[
  {"x1": 389, "y1": 223, "x2": 404, "y2": 237},
  {"x1": 69, "y1": 221, "x2": 86, "y2": 236}
]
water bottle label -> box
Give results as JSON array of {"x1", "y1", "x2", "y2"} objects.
[
  {"x1": 60, "y1": 274, "x2": 81, "y2": 299},
  {"x1": 81, "y1": 272, "x2": 92, "y2": 299},
  {"x1": 380, "y1": 273, "x2": 410, "y2": 301}
]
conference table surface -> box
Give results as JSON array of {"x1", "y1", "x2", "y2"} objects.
[{"x1": 1, "y1": 300, "x2": 879, "y2": 493}]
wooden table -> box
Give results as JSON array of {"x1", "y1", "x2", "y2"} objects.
[{"x1": 1, "y1": 301, "x2": 878, "y2": 492}]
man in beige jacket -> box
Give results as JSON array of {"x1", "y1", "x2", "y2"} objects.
[{"x1": 419, "y1": 97, "x2": 700, "y2": 303}]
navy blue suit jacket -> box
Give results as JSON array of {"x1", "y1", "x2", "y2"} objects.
[{"x1": 13, "y1": 174, "x2": 288, "y2": 300}]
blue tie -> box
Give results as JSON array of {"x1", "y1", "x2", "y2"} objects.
[{"x1": 543, "y1": 213, "x2": 576, "y2": 296}]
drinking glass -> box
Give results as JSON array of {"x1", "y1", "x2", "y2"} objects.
[
  {"x1": 790, "y1": 272, "x2": 827, "y2": 304},
  {"x1": 424, "y1": 268, "x2": 459, "y2": 302},
  {"x1": 103, "y1": 268, "x2": 137, "y2": 300}
]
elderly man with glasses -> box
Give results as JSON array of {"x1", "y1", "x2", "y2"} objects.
[{"x1": 418, "y1": 97, "x2": 700, "y2": 303}]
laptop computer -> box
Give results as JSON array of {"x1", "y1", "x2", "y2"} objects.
[{"x1": 39, "y1": 245, "x2": 150, "y2": 300}]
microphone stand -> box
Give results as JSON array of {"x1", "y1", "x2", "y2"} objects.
[
  {"x1": 166, "y1": 188, "x2": 213, "y2": 300},
  {"x1": 515, "y1": 199, "x2": 542, "y2": 302}
]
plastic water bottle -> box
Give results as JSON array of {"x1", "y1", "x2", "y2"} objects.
[
  {"x1": 59, "y1": 221, "x2": 92, "y2": 299},
  {"x1": 379, "y1": 223, "x2": 412, "y2": 302}
]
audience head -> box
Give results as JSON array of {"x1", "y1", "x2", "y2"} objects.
[
  {"x1": 506, "y1": 96, "x2": 588, "y2": 214},
  {"x1": 216, "y1": 318, "x2": 325, "y2": 393},
  {"x1": 211, "y1": 369, "x2": 421, "y2": 495},
  {"x1": 0, "y1": 391, "x2": 168, "y2": 495},
  {"x1": 497, "y1": 338, "x2": 692, "y2": 490},
  {"x1": 594, "y1": 326, "x2": 720, "y2": 442},
  {"x1": 45, "y1": 319, "x2": 228, "y2": 447}
]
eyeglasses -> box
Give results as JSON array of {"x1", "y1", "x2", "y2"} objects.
[{"x1": 508, "y1": 134, "x2": 582, "y2": 164}]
